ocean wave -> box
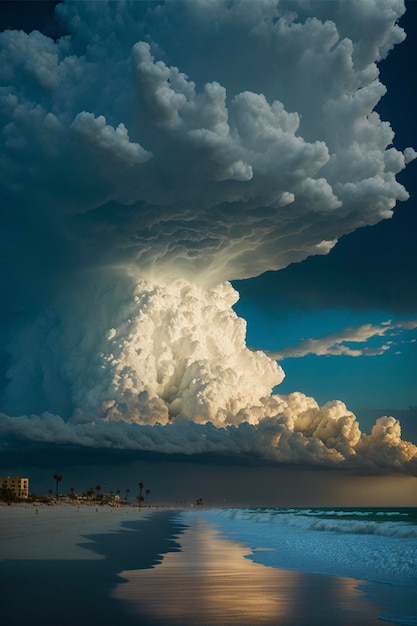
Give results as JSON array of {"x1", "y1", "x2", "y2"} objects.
[
  {"x1": 220, "y1": 508, "x2": 417, "y2": 538},
  {"x1": 190, "y1": 508, "x2": 417, "y2": 586}
]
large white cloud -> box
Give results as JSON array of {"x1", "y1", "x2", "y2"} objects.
[
  {"x1": 1, "y1": 277, "x2": 416, "y2": 473},
  {"x1": 0, "y1": 0, "x2": 416, "y2": 472},
  {"x1": 0, "y1": 0, "x2": 414, "y2": 282}
]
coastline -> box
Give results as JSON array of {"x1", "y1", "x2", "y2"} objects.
[
  {"x1": 0, "y1": 501, "x2": 172, "y2": 561},
  {"x1": 1, "y1": 503, "x2": 185, "y2": 626},
  {"x1": 1, "y1": 504, "x2": 412, "y2": 626},
  {"x1": 113, "y1": 514, "x2": 383, "y2": 626}
]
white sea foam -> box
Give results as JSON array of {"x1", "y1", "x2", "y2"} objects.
[
  {"x1": 222, "y1": 508, "x2": 417, "y2": 538},
  {"x1": 183, "y1": 508, "x2": 417, "y2": 587}
]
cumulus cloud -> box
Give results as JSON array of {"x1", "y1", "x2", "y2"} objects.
[
  {"x1": 1, "y1": 0, "x2": 414, "y2": 283},
  {"x1": 0, "y1": 0, "x2": 416, "y2": 473},
  {"x1": 71, "y1": 112, "x2": 152, "y2": 166},
  {"x1": 1, "y1": 277, "x2": 416, "y2": 474},
  {"x1": 2, "y1": 279, "x2": 283, "y2": 424},
  {"x1": 269, "y1": 320, "x2": 417, "y2": 359},
  {"x1": 1, "y1": 400, "x2": 416, "y2": 474}
]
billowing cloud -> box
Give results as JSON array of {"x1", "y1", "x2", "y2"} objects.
[
  {"x1": 0, "y1": 0, "x2": 416, "y2": 473},
  {"x1": 269, "y1": 320, "x2": 417, "y2": 359},
  {"x1": 1, "y1": 399, "x2": 416, "y2": 474},
  {"x1": 1, "y1": 278, "x2": 416, "y2": 474},
  {"x1": 1, "y1": 0, "x2": 414, "y2": 284}
]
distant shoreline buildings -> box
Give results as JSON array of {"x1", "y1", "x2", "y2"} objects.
[{"x1": 0, "y1": 476, "x2": 29, "y2": 500}]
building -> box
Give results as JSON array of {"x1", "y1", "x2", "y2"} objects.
[{"x1": 0, "y1": 476, "x2": 29, "y2": 499}]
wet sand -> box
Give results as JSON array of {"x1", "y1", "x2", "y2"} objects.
[
  {"x1": 0, "y1": 504, "x2": 400, "y2": 626},
  {"x1": 114, "y1": 516, "x2": 395, "y2": 626}
]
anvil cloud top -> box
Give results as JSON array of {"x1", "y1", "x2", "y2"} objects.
[{"x1": 0, "y1": 0, "x2": 416, "y2": 473}]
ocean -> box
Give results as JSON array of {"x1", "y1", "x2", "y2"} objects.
[
  {"x1": 3, "y1": 504, "x2": 417, "y2": 625},
  {"x1": 179, "y1": 507, "x2": 417, "y2": 625}
]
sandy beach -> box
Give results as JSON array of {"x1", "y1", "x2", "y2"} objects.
[
  {"x1": 0, "y1": 503, "x2": 407, "y2": 626},
  {"x1": 1, "y1": 503, "x2": 184, "y2": 626}
]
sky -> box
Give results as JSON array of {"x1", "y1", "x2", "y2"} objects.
[{"x1": 0, "y1": 0, "x2": 416, "y2": 505}]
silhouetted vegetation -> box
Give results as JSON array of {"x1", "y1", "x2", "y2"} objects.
[
  {"x1": 137, "y1": 482, "x2": 151, "y2": 509},
  {"x1": 53, "y1": 474, "x2": 63, "y2": 500}
]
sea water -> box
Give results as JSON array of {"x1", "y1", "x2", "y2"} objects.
[{"x1": 181, "y1": 507, "x2": 417, "y2": 625}]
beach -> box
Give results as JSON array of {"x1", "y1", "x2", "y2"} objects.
[
  {"x1": 1, "y1": 503, "x2": 416, "y2": 625},
  {"x1": 1, "y1": 503, "x2": 184, "y2": 626}
]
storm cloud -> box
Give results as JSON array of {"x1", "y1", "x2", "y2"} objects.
[{"x1": 0, "y1": 0, "x2": 416, "y2": 473}]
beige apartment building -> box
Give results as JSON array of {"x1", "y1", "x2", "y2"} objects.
[{"x1": 1, "y1": 476, "x2": 29, "y2": 499}]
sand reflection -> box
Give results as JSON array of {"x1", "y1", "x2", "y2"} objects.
[{"x1": 113, "y1": 516, "x2": 383, "y2": 626}]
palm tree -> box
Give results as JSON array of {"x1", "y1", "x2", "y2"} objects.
[
  {"x1": 95, "y1": 485, "x2": 101, "y2": 501},
  {"x1": 145, "y1": 489, "x2": 151, "y2": 506},
  {"x1": 138, "y1": 482, "x2": 144, "y2": 509},
  {"x1": 53, "y1": 474, "x2": 63, "y2": 500},
  {"x1": 125, "y1": 488, "x2": 130, "y2": 502}
]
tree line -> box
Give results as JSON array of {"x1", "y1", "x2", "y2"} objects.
[{"x1": 52, "y1": 474, "x2": 151, "y2": 506}]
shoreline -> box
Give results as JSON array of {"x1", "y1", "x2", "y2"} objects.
[
  {"x1": 0, "y1": 501, "x2": 174, "y2": 561},
  {"x1": 1, "y1": 505, "x2": 413, "y2": 626},
  {"x1": 113, "y1": 515, "x2": 387, "y2": 626},
  {"x1": 1, "y1": 505, "x2": 185, "y2": 626}
]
